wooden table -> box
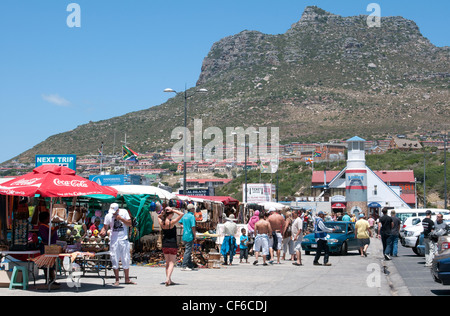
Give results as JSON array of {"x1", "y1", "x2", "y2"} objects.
[{"x1": 31, "y1": 252, "x2": 95, "y2": 291}]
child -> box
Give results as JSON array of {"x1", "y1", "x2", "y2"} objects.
[{"x1": 239, "y1": 228, "x2": 249, "y2": 263}]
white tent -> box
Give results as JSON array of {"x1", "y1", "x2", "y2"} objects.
[
  {"x1": 259, "y1": 201, "x2": 288, "y2": 211},
  {"x1": 111, "y1": 185, "x2": 176, "y2": 199}
]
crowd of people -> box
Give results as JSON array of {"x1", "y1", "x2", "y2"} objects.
[
  {"x1": 73, "y1": 202, "x2": 448, "y2": 288},
  {"x1": 38, "y1": 199, "x2": 450, "y2": 289}
]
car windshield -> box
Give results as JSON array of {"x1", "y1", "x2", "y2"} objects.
[
  {"x1": 324, "y1": 222, "x2": 347, "y2": 234},
  {"x1": 397, "y1": 213, "x2": 416, "y2": 222},
  {"x1": 412, "y1": 218, "x2": 421, "y2": 225}
]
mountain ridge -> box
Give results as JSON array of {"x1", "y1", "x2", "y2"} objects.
[{"x1": 7, "y1": 5, "x2": 450, "y2": 164}]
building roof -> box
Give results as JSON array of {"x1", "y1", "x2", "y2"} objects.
[
  {"x1": 311, "y1": 171, "x2": 341, "y2": 184},
  {"x1": 391, "y1": 138, "x2": 422, "y2": 149},
  {"x1": 400, "y1": 194, "x2": 416, "y2": 205},
  {"x1": 346, "y1": 136, "x2": 366, "y2": 142},
  {"x1": 312, "y1": 170, "x2": 415, "y2": 184},
  {"x1": 186, "y1": 179, "x2": 232, "y2": 184},
  {"x1": 373, "y1": 170, "x2": 415, "y2": 183}
]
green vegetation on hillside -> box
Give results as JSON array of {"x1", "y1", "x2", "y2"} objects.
[{"x1": 216, "y1": 149, "x2": 449, "y2": 207}]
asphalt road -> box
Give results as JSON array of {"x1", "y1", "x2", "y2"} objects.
[{"x1": 390, "y1": 243, "x2": 450, "y2": 296}]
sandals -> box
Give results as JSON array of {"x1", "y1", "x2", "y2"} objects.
[{"x1": 165, "y1": 281, "x2": 177, "y2": 287}]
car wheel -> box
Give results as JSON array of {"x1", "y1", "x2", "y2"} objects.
[{"x1": 340, "y1": 242, "x2": 348, "y2": 255}]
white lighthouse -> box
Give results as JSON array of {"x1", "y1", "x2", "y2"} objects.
[{"x1": 345, "y1": 136, "x2": 368, "y2": 216}]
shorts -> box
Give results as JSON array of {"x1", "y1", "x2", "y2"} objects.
[
  {"x1": 162, "y1": 248, "x2": 178, "y2": 255},
  {"x1": 110, "y1": 239, "x2": 131, "y2": 270},
  {"x1": 294, "y1": 239, "x2": 303, "y2": 252},
  {"x1": 269, "y1": 232, "x2": 283, "y2": 250},
  {"x1": 358, "y1": 238, "x2": 370, "y2": 247},
  {"x1": 254, "y1": 234, "x2": 269, "y2": 256}
]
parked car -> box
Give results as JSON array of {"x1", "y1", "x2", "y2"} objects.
[
  {"x1": 301, "y1": 222, "x2": 359, "y2": 255},
  {"x1": 437, "y1": 234, "x2": 450, "y2": 254},
  {"x1": 416, "y1": 232, "x2": 425, "y2": 257},
  {"x1": 417, "y1": 220, "x2": 450, "y2": 257},
  {"x1": 400, "y1": 215, "x2": 450, "y2": 256},
  {"x1": 392, "y1": 208, "x2": 450, "y2": 224},
  {"x1": 431, "y1": 250, "x2": 450, "y2": 285}
]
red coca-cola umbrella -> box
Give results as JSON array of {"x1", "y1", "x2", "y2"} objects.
[
  {"x1": 0, "y1": 165, "x2": 118, "y2": 198},
  {"x1": 0, "y1": 165, "x2": 118, "y2": 249}
]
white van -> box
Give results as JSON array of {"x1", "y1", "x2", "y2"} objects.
[
  {"x1": 395, "y1": 209, "x2": 450, "y2": 255},
  {"x1": 389, "y1": 208, "x2": 450, "y2": 224}
]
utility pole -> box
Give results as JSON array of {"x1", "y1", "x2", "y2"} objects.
[
  {"x1": 444, "y1": 133, "x2": 448, "y2": 209},
  {"x1": 424, "y1": 151, "x2": 426, "y2": 208}
]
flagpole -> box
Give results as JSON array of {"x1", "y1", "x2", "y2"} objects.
[
  {"x1": 100, "y1": 142, "x2": 104, "y2": 174},
  {"x1": 124, "y1": 134, "x2": 127, "y2": 175}
]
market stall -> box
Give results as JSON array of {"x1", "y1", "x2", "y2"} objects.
[{"x1": 0, "y1": 165, "x2": 118, "y2": 290}]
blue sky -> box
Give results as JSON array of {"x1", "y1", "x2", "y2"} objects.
[{"x1": 0, "y1": 0, "x2": 448, "y2": 164}]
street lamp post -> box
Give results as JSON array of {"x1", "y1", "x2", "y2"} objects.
[
  {"x1": 232, "y1": 130, "x2": 258, "y2": 204},
  {"x1": 444, "y1": 133, "x2": 448, "y2": 209},
  {"x1": 164, "y1": 86, "x2": 207, "y2": 194}
]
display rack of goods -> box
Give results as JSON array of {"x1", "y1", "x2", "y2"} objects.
[{"x1": 80, "y1": 236, "x2": 109, "y2": 253}]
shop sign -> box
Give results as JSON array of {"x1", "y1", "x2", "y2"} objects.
[
  {"x1": 245, "y1": 183, "x2": 276, "y2": 203},
  {"x1": 35, "y1": 155, "x2": 77, "y2": 171}
]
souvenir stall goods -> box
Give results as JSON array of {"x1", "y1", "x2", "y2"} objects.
[
  {"x1": 0, "y1": 165, "x2": 118, "y2": 288},
  {"x1": 11, "y1": 198, "x2": 31, "y2": 251}
]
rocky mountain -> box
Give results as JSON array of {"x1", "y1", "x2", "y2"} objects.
[{"x1": 11, "y1": 6, "x2": 450, "y2": 163}]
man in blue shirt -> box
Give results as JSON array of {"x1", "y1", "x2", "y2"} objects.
[
  {"x1": 313, "y1": 211, "x2": 335, "y2": 266},
  {"x1": 342, "y1": 212, "x2": 351, "y2": 222},
  {"x1": 180, "y1": 204, "x2": 197, "y2": 271}
]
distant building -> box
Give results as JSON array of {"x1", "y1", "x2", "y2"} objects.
[
  {"x1": 312, "y1": 136, "x2": 415, "y2": 217},
  {"x1": 389, "y1": 137, "x2": 422, "y2": 151},
  {"x1": 184, "y1": 178, "x2": 232, "y2": 189}
]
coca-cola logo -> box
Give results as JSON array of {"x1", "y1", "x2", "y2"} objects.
[
  {"x1": 12, "y1": 178, "x2": 41, "y2": 186},
  {"x1": 53, "y1": 179, "x2": 88, "y2": 188}
]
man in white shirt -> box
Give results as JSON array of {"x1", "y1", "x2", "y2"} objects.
[
  {"x1": 291, "y1": 210, "x2": 304, "y2": 266},
  {"x1": 101, "y1": 203, "x2": 135, "y2": 286},
  {"x1": 220, "y1": 214, "x2": 238, "y2": 265}
]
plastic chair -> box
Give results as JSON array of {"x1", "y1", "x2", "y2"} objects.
[{"x1": 9, "y1": 266, "x2": 29, "y2": 290}]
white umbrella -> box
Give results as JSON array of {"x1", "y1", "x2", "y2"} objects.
[
  {"x1": 259, "y1": 201, "x2": 288, "y2": 211},
  {"x1": 111, "y1": 185, "x2": 176, "y2": 199}
]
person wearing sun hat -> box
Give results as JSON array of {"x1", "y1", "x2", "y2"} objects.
[{"x1": 220, "y1": 214, "x2": 238, "y2": 265}]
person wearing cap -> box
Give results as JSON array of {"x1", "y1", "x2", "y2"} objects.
[
  {"x1": 101, "y1": 203, "x2": 135, "y2": 286},
  {"x1": 422, "y1": 210, "x2": 435, "y2": 267},
  {"x1": 220, "y1": 214, "x2": 238, "y2": 265},
  {"x1": 313, "y1": 211, "x2": 335, "y2": 266},
  {"x1": 355, "y1": 213, "x2": 371, "y2": 257},
  {"x1": 179, "y1": 203, "x2": 197, "y2": 271}
]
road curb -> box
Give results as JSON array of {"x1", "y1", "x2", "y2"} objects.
[{"x1": 381, "y1": 259, "x2": 412, "y2": 296}]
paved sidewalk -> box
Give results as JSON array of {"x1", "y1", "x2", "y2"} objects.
[{"x1": 1, "y1": 238, "x2": 404, "y2": 296}]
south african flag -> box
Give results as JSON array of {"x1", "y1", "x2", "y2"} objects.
[{"x1": 122, "y1": 145, "x2": 139, "y2": 162}]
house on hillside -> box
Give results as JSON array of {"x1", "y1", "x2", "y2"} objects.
[{"x1": 389, "y1": 137, "x2": 422, "y2": 151}]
